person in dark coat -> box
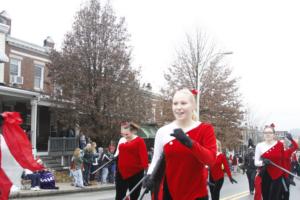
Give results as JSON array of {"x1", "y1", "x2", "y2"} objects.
[
  {"x1": 244, "y1": 145, "x2": 257, "y2": 195},
  {"x1": 82, "y1": 143, "x2": 93, "y2": 186}
]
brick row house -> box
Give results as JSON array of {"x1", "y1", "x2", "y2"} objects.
[
  {"x1": 0, "y1": 11, "x2": 72, "y2": 164},
  {"x1": 0, "y1": 10, "x2": 168, "y2": 167}
]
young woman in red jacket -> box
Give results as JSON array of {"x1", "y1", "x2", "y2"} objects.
[
  {"x1": 114, "y1": 122, "x2": 148, "y2": 200},
  {"x1": 254, "y1": 124, "x2": 285, "y2": 200},
  {"x1": 209, "y1": 140, "x2": 237, "y2": 200},
  {"x1": 144, "y1": 88, "x2": 217, "y2": 200}
]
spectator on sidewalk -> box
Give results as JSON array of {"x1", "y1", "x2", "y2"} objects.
[
  {"x1": 90, "y1": 142, "x2": 100, "y2": 183},
  {"x1": 101, "y1": 147, "x2": 116, "y2": 184},
  {"x1": 79, "y1": 132, "x2": 87, "y2": 149},
  {"x1": 22, "y1": 169, "x2": 41, "y2": 191},
  {"x1": 83, "y1": 143, "x2": 93, "y2": 186},
  {"x1": 40, "y1": 170, "x2": 59, "y2": 189},
  {"x1": 108, "y1": 142, "x2": 116, "y2": 183},
  {"x1": 70, "y1": 148, "x2": 84, "y2": 188}
]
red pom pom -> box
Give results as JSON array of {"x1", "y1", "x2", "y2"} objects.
[
  {"x1": 190, "y1": 89, "x2": 199, "y2": 96},
  {"x1": 270, "y1": 123, "x2": 275, "y2": 128}
]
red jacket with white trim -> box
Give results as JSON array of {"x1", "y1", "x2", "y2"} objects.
[
  {"x1": 163, "y1": 123, "x2": 216, "y2": 200},
  {"x1": 117, "y1": 136, "x2": 148, "y2": 179},
  {"x1": 261, "y1": 141, "x2": 284, "y2": 180},
  {"x1": 210, "y1": 153, "x2": 232, "y2": 181}
]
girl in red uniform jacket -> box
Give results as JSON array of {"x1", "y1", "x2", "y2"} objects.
[
  {"x1": 209, "y1": 140, "x2": 237, "y2": 200},
  {"x1": 282, "y1": 133, "x2": 298, "y2": 200},
  {"x1": 114, "y1": 122, "x2": 148, "y2": 200},
  {"x1": 254, "y1": 124, "x2": 284, "y2": 200},
  {"x1": 145, "y1": 88, "x2": 217, "y2": 200}
]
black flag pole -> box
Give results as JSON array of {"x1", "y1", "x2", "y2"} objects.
[
  {"x1": 269, "y1": 160, "x2": 300, "y2": 180},
  {"x1": 138, "y1": 153, "x2": 166, "y2": 200},
  {"x1": 91, "y1": 158, "x2": 115, "y2": 175}
]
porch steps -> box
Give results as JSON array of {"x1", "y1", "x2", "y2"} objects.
[{"x1": 39, "y1": 155, "x2": 66, "y2": 171}]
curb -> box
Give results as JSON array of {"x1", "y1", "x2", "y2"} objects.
[{"x1": 10, "y1": 185, "x2": 115, "y2": 199}]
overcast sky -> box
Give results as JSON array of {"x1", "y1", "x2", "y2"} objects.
[{"x1": 2, "y1": 0, "x2": 300, "y2": 132}]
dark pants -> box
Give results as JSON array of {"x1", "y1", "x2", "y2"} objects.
[
  {"x1": 115, "y1": 170, "x2": 144, "y2": 200},
  {"x1": 261, "y1": 171, "x2": 283, "y2": 200},
  {"x1": 209, "y1": 176, "x2": 224, "y2": 200},
  {"x1": 83, "y1": 163, "x2": 91, "y2": 185},
  {"x1": 246, "y1": 169, "x2": 256, "y2": 193},
  {"x1": 90, "y1": 164, "x2": 98, "y2": 181},
  {"x1": 282, "y1": 177, "x2": 290, "y2": 200},
  {"x1": 25, "y1": 173, "x2": 41, "y2": 188}
]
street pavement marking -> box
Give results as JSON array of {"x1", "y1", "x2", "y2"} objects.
[{"x1": 220, "y1": 191, "x2": 249, "y2": 200}]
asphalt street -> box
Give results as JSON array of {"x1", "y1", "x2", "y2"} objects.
[{"x1": 19, "y1": 172, "x2": 300, "y2": 200}]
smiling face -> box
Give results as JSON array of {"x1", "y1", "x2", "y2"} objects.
[{"x1": 172, "y1": 90, "x2": 196, "y2": 122}]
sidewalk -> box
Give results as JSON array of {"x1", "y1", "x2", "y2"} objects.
[{"x1": 9, "y1": 183, "x2": 115, "y2": 199}]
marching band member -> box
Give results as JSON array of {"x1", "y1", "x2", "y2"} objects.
[
  {"x1": 114, "y1": 122, "x2": 148, "y2": 200},
  {"x1": 144, "y1": 88, "x2": 217, "y2": 200},
  {"x1": 254, "y1": 124, "x2": 284, "y2": 200},
  {"x1": 209, "y1": 139, "x2": 237, "y2": 200}
]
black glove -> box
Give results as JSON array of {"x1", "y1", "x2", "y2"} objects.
[
  {"x1": 289, "y1": 178, "x2": 296, "y2": 186},
  {"x1": 286, "y1": 133, "x2": 293, "y2": 141},
  {"x1": 0, "y1": 114, "x2": 3, "y2": 127},
  {"x1": 262, "y1": 158, "x2": 271, "y2": 166},
  {"x1": 142, "y1": 174, "x2": 154, "y2": 193},
  {"x1": 170, "y1": 128, "x2": 193, "y2": 148},
  {"x1": 230, "y1": 177, "x2": 237, "y2": 184}
]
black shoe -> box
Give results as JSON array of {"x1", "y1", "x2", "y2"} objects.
[{"x1": 250, "y1": 191, "x2": 254, "y2": 195}]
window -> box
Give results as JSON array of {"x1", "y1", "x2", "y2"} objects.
[
  {"x1": 34, "y1": 64, "x2": 44, "y2": 90},
  {"x1": 10, "y1": 58, "x2": 21, "y2": 76}
]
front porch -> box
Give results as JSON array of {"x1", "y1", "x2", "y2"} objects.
[{"x1": 0, "y1": 86, "x2": 78, "y2": 169}]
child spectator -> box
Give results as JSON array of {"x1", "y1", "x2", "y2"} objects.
[{"x1": 70, "y1": 148, "x2": 84, "y2": 188}]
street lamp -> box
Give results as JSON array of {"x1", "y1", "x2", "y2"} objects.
[{"x1": 196, "y1": 51, "x2": 233, "y2": 119}]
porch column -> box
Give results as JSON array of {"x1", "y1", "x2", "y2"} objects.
[
  {"x1": 0, "y1": 23, "x2": 10, "y2": 82},
  {"x1": 31, "y1": 98, "x2": 38, "y2": 157}
]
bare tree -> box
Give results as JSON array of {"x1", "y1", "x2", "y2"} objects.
[
  {"x1": 48, "y1": 0, "x2": 150, "y2": 144},
  {"x1": 163, "y1": 30, "x2": 244, "y2": 148}
]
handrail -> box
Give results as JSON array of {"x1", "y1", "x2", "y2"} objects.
[{"x1": 48, "y1": 137, "x2": 77, "y2": 155}]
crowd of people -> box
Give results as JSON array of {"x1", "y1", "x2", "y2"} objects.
[{"x1": 70, "y1": 137, "x2": 118, "y2": 188}]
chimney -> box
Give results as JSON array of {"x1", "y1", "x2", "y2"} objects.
[
  {"x1": 0, "y1": 10, "x2": 11, "y2": 35},
  {"x1": 43, "y1": 36, "x2": 55, "y2": 48}
]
